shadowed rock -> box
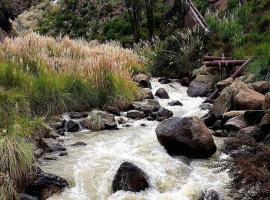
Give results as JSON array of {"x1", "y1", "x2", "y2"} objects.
[{"x1": 112, "y1": 162, "x2": 149, "y2": 193}]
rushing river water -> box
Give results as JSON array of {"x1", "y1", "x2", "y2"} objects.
[{"x1": 43, "y1": 79, "x2": 231, "y2": 200}]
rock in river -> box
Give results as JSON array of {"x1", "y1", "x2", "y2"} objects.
[
  {"x1": 155, "y1": 88, "x2": 169, "y2": 99},
  {"x1": 112, "y1": 162, "x2": 149, "y2": 193},
  {"x1": 133, "y1": 74, "x2": 151, "y2": 89},
  {"x1": 155, "y1": 116, "x2": 216, "y2": 158}
]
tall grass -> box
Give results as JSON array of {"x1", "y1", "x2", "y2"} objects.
[{"x1": 0, "y1": 33, "x2": 142, "y2": 115}]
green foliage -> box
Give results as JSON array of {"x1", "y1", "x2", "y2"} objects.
[
  {"x1": 0, "y1": 136, "x2": 35, "y2": 185},
  {"x1": 150, "y1": 27, "x2": 206, "y2": 78}
]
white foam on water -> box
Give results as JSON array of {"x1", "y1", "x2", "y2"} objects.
[{"x1": 44, "y1": 78, "x2": 231, "y2": 200}]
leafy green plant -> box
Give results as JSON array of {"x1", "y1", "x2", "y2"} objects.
[{"x1": 150, "y1": 27, "x2": 206, "y2": 78}]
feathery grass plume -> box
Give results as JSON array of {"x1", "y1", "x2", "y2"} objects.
[
  {"x1": 0, "y1": 136, "x2": 35, "y2": 186},
  {"x1": 0, "y1": 173, "x2": 19, "y2": 200}
]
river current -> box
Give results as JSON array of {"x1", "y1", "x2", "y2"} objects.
[{"x1": 43, "y1": 78, "x2": 231, "y2": 200}]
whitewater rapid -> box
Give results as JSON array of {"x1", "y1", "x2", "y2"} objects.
[{"x1": 43, "y1": 78, "x2": 231, "y2": 200}]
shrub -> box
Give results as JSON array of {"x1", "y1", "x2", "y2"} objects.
[{"x1": 150, "y1": 27, "x2": 206, "y2": 78}]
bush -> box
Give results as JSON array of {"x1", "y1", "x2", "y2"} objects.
[
  {"x1": 0, "y1": 173, "x2": 18, "y2": 200},
  {"x1": 149, "y1": 27, "x2": 206, "y2": 78}
]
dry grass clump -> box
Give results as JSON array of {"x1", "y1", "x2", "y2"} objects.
[{"x1": 0, "y1": 32, "x2": 141, "y2": 77}]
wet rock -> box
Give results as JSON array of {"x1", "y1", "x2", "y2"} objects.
[
  {"x1": 117, "y1": 117, "x2": 126, "y2": 124},
  {"x1": 155, "y1": 88, "x2": 169, "y2": 99},
  {"x1": 69, "y1": 112, "x2": 88, "y2": 119},
  {"x1": 66, "y1": 120, "x2": 80, "y2": 132},
  {"x1": 43, "y1": 155, "x2": 57, "y2": 160},
  {"x1": 20, "y1": 193, "x2": 38, "y2": 200},
  {"x1": 199, "y1": 188, "x2": 224, "y2": 200},
  {"x1": 200, "y1": 103, "x2": 213, "y2": 111},
  {"x1": 243, "y1": 110, "x2": 265, "y2": 125},
  {"x1": 133, "y1": 74, "x2": 151, "y2": 89},
  {"x1": 141, "y1": 88, "x2": 154, "y2": 99},
  {"x1": 131, "y1": 102, "x2": 155, "y2": 115},
  {"x1": 181, "y1": 77, "x2": 190, "y2": 87},
  {"x1": 252, "y1": 81, "x2": 270, "y2": 94},
  {"x1": 168, "y1": 100, "x2": 183, "y2": 106},
  {"x1": 127, "y1": 110, "x2": 146, "y2": 119},
  {"x1": 157, "y1": 107, "x2": 173, "y2": 120},
  {"x1": 112, "y1": 162, "x2": 149, "y2": 193},
  {"x1": 140, "y1": 123, "x2": 147, "y2": 127},
  {"x1": 155, "y1": 117, "x2": 216, "y2": 158},
  {"x1": 104, "y1": 106, "x2": 120, "y2": 116},
  {"x1": 202, "y1": 112, "x2": 217, "y2": 127},
  {"x1": 145, "y1": 99, "x2": 161, "y2": 111},
  {"x1": 34, "y1": 149, "x2": 44, "y2": 158},
  {"x1": 27, "y1": 172, "x2": 68, "y2": 200},
  {"x1": 71, "y1": 142, "x2": 87, "y2": 147},
  {"x1": 40, "y1": 138, "x2": 66, "y2": 152},
  {"x1": 59, "y1": 152, "x2": 68, "y2": 156},
  {"x1": 158, "y1": 77, "x2": 171, "y2": 84},
  {"x1": 224, "y1": 116, "x2": 247, "y2": 131},
  {"x1": 187, "y1": 75, "x2": 215, "y2": 97}
]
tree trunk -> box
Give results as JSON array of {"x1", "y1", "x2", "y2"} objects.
[{"x1": 145, "y1": 0, "x2": 154, "y2": 40}]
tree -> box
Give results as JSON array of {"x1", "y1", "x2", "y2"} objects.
[
  {"x1": 144, "y1": 0, "x2": 155, "y2": 40},
  {"x1": 124, "y1": 0, "x2": 143, "y2": 42}
]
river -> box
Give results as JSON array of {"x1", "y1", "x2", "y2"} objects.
[{"x1": 42, "y1": 78, "x2": 231, "y2": 200}]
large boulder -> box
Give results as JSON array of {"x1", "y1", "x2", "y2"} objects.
[
  {"x1": 213, "y1": 80, "x2": 265, "y2": 118},
  {"x1": 26, "y1": 172, "x2": 68, "y2": 200},
  {"x1": 133, "y1": 74, "x2": 151, "y2": 89},
  {"x1": 234, "y1": 88, "x2": 265, "y2": 110},
  {"x1": 155, "y1": 88, "x2": 169, "y2": 99},
  {"x1": 155, "y1": 117, "x2": 216, "y2": 158},
  {"x1": 187, "y1": 75, "x2": 215, "y2": 97},
  {"x1": 112, "y1": 162, "x2": 149, "y2": 193}
]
